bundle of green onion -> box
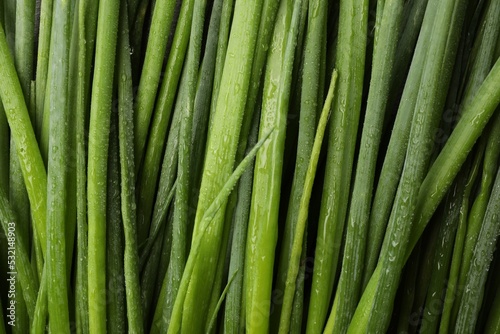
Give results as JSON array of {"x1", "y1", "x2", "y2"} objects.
[{"x1": 0, "y1": 0, "x2": 499, "y2": 332}]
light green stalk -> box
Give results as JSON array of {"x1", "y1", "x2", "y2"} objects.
[{"x1": 87, "y1": 0, "x2": 120, "y2": 331}]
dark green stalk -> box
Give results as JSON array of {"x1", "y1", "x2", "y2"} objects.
[
  {"x1": 140, "y1": 223, "x2": 166, "y2": 328},
  {"x1": 133, "y1": 0, "x2": 177, "y2": 166},
  {"x1": 366, "y1": 0, "x2": 468, "y2": 330},
  {"x1": 450, "y1": 110, "x2": 500, "y2": 328},
  {"x1": 143, "y1": 108, "x2": 180, "y2": 265},
  {"x1": 136, "y1": 0, "x2": 194, "y2": 245},
  {"x1": 349, "y1": 57, "x2": 500, "y2": 333},
  {"x1": 3, "y1": 0, "x2": 14, "y2": 51},
  {"x1": 155, "y1": 0, "x2": 207, "y2": 330},
  {"x1": 14, "y1": 0, "x2": 35, "y2": 117},
  {"x1": 329, "y1": 0, "x2": 404, "y2": 331},
  {"x1": 388, "y1": 0, "x2": 429, "y2": 110},
  {"x1": 363, "y1": 0, "x2": 438, "y2": 285},
  {"x1": 117, "y1": 3, "x2": 144, "y2": 332},
  {"x1": 141, "y1": 82, "x2": 182, "y2": 327},
  {"x1": 190, "y1": 0, "x2": 225, "y2": 207},
  {"x1": 308, "y1": 0, "x2": 368, "y2": 330},
  {"x1": 106, "y1": 114, "x2": 126, "y2": 334},
  {"x1": 275, "y1": 0, "x2": 326, "y2": 326},
  {"x1": 87, "y1": 0, "x2": 120, "y2": 331},
  {"x1": 455, "y1": 166, "x2": 500, "y2": 332},
  {"x1": 438, "y1": 139, "x2": 484, "y2": 334},
  {"x1": 149, "y1": 67, "x2": 189, "y2": 334},
  {"x1": 74, "y1": 0, "x2": 91, "y2": 332},
  {"x1": 34, "y1": 0, "x2": 52, "y2": 136},
  {"x1": 420, "y1": 166, "x2": 471, "y2": 334},
  {"x1": 45, "y1": 0, "x2": 72, "y2": 331}
]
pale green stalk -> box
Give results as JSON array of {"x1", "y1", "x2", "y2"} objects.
[{"x1": 245, "y1": 0, "x2": 303, "y2": 331}]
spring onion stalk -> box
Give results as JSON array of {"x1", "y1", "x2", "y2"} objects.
[
  {"x1": 419, "y1": 165, "x2": 470, "y2": 334},
  {"x1": 154, "y1": 211, "x2": 174, "y2": 300},
  {"x1": 148, "y1": 67, "x2": 189, "y2": 333},
  {"x1": 349, "y1": 57, "x2": 500, "y2": 333},
  {"x1": 34, "y1": 0, "x2": 52, "y2": 136},
  {"x1": 0, "y1": 24, "x2": 47, "y2": 254},
  {"x1": 154, "y1": 0, "x2": 207, "y2": 330},
  {"x1": 222, "y1": 3, "x2": 282, "y2": 328},
  {"x1": 450, "y1": 109, "x2": 500, "y2": 328},
  {"x1": 438, "y1": 139, "x2": 484, "y2": 334},
  {"x1": 106, "y1": 114, "x2": 127, "y2": 334},
  {"x1": 141, "y1": 222, "x2": 167, "y2": 327},
  {"x1": 136, "y1": 0, "x2": 194, "y2": 245},
  {"x1": 87, "y1": 0, "x2": 120, "y2": 331},
  {"x1": 143, "y1": 106, "x2": 180, "y2": 266},
  {"x1": 31, "y1": 268, "x2": 47, "y2": 334},
  {"x1": 172, "y1": 0, "x2": 206, "y2": 308},
  {"x1": 73, "y1": 0, "x2": 91, "y2": 332},
  {"x1": 14, "y1": 0, "x2": 34, "y2": 112},
  {"x1": 245, "y1": 0, "x2": 303, "y2": 332},
  {"x1": 411, "y1": 219, "x2": 441, "y2": 331},
  {"x1": 448, "y1": 3, "x2": 500, "y2": 318},
  {"x1": 168, "y1": 0, "x2": 265, "y2": 331},
  {"x1": 206, "y1": 198, "x2": 234, "y2": 333},
  {"x1": 308, "y1": 0, "x2": 368, "y2": 331},
  {"x1": 10, "y1": 0, "x2": 32, "y2": 293},
  {"x1": 329, "y1": 0, "x2": 404, "y2": 331},
  {"x1": 365, "y1": 0, "x2": 468, "y2": 330},
  {"x1": 223, "y1": 107, "x2": 260, "y2": 334},
  {"x1": 0, "y1": 185, "x2": 38, "y2": 320},
  {"x1": 275, "y1": 0, "x2": 325, "y2": 326},
  {"x1": 363, "y1": 0, "x2": 438, "y2": 285},
  {"x1": 168, "y1": 129, "x2": 274, "y2": 334},
  {"x1": 141, "y1": 81, "x2": 183, "y2": 324},
  {"x1": 207, "y1": 0, "x2": 235, "y2": 139},
  {"x1": 133, "y1": 0, "x2": 177, "y2": 166},
  {"x1": 455, "y1": 165, "x2": 500, "y2": 332},
  {"x1": 3, "y1": 0, "x2": 14, "y2": 50},
  {"x1": 116, "y1": 3, "x2": 144, "y2": 332},
  {"x1": 207, "y1": 270, "x2": 239, "y2": 333},
  {"x1": 280, "y1": 69, "x2": 337, "y2": 334},
  {"x1": 190, "y1": 0, "x2": 225, "y2": 208},
  {"x1": 45, "y1": 0, "x2": 72, "y2": 331},
  {"x1": 388, "y1": 0, "x2": 428, "y2": 110}
]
